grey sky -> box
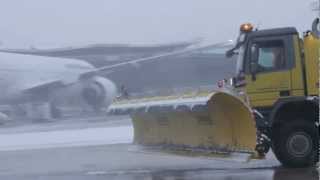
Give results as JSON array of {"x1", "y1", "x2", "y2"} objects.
[{"x1": 0, "y1": 0, "x2": 317, "y2": 48}]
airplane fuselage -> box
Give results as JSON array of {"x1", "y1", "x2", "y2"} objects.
[{"x1": 0, "y1": 52, "x2": 115, "y2": 106}]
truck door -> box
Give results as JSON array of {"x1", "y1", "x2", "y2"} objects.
[{"x1": 244, "y1": 36, "x2": 294, "y2": 107}]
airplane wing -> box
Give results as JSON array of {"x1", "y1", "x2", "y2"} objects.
[
  {"x1": 79, "y1": 41, "x2": 233, "y2": 79},
  {"x1": 22, "y1": 79, "x2": 65, "y2": 94}
]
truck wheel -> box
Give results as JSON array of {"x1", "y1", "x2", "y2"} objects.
[{"x1": 272, "y1": 121, "x2": 318, "y2": 168}]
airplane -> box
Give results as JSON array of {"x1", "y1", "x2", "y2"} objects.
[{"x1": 0, "y1": 41, "x2": 232, "y2": 121}]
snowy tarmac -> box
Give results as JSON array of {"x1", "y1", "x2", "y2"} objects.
[
  {"x1": 0, "y1": 125, "x2": 133, "y2": 151},
  {"x1": 0, "y1": 115, "x2": 317, "y2": 179}
]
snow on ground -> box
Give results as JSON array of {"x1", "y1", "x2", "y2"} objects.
[{"x1": 0, "y1": 125, "x2": 133, "y2": 151}]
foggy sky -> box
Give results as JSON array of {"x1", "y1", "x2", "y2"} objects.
[{"x1": 0, "y1": 0, "x2": 317, "y2": 48}]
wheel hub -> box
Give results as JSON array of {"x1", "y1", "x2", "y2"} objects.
[{"x1": 286, "y1": 132, "x2": 312, "y2": 158}]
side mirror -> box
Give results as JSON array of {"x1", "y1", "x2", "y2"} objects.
[
  {"x1": 250, "y1": 62, "x2": 258, "y2": 81},
  {"x1": 251, "y1": 43, "x2": 259, "y2": 61},
  {"x1": 250, "y1": 44, "x2": 259, "y2": 80},
  {"x1": 250, "y1": 62, "x2": 258, "y2": 74}
]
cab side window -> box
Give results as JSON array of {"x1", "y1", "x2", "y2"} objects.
[{"x1": 254, "y1": 40, "x2": 286, "y2": 72}]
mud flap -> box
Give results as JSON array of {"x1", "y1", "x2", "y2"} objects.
[{"x1": 131, "y1": 91, "x2": 257, "y2": 154}]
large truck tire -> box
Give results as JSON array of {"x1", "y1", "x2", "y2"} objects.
[{"x1": 272, "y1": 120, "x2": 318, "y2": 168}]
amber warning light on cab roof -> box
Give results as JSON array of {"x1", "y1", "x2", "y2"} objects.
[{"x1": 240, "y1": 23, "x2": 254, "y2": 32}]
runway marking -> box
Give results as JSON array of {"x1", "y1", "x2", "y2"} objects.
[
  {"x1": 86, "y1": 169, "x2": 151, "y2": 176},
  {"x1": 86, "y1": 171, "x2": 108, "y2": 175}
]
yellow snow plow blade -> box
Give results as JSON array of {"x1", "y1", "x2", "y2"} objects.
[{"x1": 131, "y1": 91, "x2": 257, "y2": 154}]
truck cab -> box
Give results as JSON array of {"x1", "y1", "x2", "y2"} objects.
[{"x1": 227, "y1": 19, "x2": 319, "y2": 167}]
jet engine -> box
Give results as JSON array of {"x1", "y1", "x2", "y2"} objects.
[{"x1": 81, "y1": 76, "x2": 117, "y2": 111}]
